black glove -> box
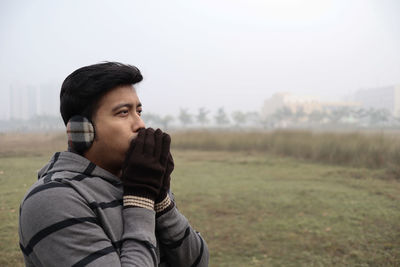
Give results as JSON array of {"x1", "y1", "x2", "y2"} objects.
[
  {"x1": 155, "y1": 152, "x2": 174, "y2": 215},
  {"x1": 121, "y1": 128, "x2": 170, "y2": 210}
]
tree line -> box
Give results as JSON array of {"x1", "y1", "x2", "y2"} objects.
[
  {"x1": 142, "y1": 106, "x2": 399, "y2": 130},
  {"x1": 0, "y1": 106, "x2": 398, "y2": 132},
  {"x1": 141, "y1": 107, "x2": 248, "y2": 129}
]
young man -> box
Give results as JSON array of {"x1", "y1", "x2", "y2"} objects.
[{"x1": 18, "y1": 62, "x2": 209, "y2": 266}]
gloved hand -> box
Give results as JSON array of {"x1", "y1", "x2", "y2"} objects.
[
  {"x1": 121, "y1": 128, "x2": 171, "y2": 210},
  {"x1": 155, "y1": 152, "x2": 175, "y2": 215}
]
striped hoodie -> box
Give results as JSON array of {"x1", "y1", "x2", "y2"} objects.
[{"x1": 19, "y1": 151, "x2": 209, "y2": 266}]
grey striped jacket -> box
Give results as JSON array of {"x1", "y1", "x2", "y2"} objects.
[{"x1": 19, "y1": 151, "x2": 208, "y2": 266}]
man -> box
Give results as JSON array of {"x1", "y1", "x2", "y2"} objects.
[{"x1": 19, "y1": 62, "x2": 209, "y2": 266}]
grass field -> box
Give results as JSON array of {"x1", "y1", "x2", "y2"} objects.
[{"x1": 1, "y1": 132, "x2": 400, "y2": 266}]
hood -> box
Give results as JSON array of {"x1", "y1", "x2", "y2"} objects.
[{"x1": 38, "y1": 151, "x2": 121, "y2": 185}]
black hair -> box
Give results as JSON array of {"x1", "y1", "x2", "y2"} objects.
[{"x1": 60, "y1": 62, "x2": 143, "y2": 125}]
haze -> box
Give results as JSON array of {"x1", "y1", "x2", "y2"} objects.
[{"x1": 1, "y1": 0, "x2": 399, "y2": 118}]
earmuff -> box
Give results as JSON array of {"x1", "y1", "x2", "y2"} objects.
[{"x1": 66, "y1": 115, "x2": 95, "y2": 154}]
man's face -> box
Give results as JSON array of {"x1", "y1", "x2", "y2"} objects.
[{"x1": 85, "y1": 85, "x2": 145, "y2": 175}]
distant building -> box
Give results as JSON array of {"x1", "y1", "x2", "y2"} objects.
[
  {"x1": 352, "y1": 85, "x2": 400, "y2": 117},
  {"x1": 261, "y1": 92, "x2": 359, "y2": 118},
  {"x1": 0, "y1": 89, "x2": 10, "y2": 120},
  {"x1": 8, "y1": 82, "x2": 59, "y2": 120},
  {"x1": 37, "y1": 83, "x2": 60, "y2": 117},
  {"x1": 9, "y1": 84, "x2": 37, "y2": 120}
]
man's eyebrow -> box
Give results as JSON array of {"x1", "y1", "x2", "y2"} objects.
[
  {"x1": 111, "y1": 102, "x2": 142, "y2": 112},
  {"x1": 111, "y1": 103, "x2": 133, "y2": 112}
]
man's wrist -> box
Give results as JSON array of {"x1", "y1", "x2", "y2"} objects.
[
  {"x1": 123, "y1": 195, "x2": 155, "y2": 211},
  {"x1": 155, "y1": 194, "x2": 174, "y2": 216}
]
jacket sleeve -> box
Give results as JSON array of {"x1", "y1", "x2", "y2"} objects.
[
  {"x1": 155, "y1": 201, "x2": 209, "y2": 267},
  {"x1": 19, "y1": 181, "x2": 158, "y2": 267}
]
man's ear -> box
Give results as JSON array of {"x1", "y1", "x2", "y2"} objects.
[{"x1": 66, "y1": 115, "x2": 95, "y2": 154}]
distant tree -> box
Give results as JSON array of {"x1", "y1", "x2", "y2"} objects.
[
  {"x1": 196, "y1": 107, "x2": 209, "y2": 126},
  {"x1": 352, "y1": 108, "x2": 369, "y2": 126},
  {"x1": 394, "y1": 115, "x2": 400, "y2": 127},
  {"x1": 309, "y1": 110, "x2": 324, "y2": 124},
  {"x1": 273, "y1": 106, "x2": 293, "y2": 121},
  {"x1": 368, "y1": 108, "x2": 390, "y2": 126},
  {"x1": 29, "y1": 115, "x2": 64, "y2": 131},
  {"x1": 159, "y1": 115, "x2": 174, "y2": 130},
  {"x1": 269, "y1": 106, "x2": 294, "y2": 128},
  {"x1": 141, "y1": 112, "x2": 161, "y2": 127},
  {"x1": 231, "y1": 111, "x2": 246, "y2": 127},
  {"x1": 328, "y1": 107, "x2": 350, "y2": 124},
  {"x1": 140, "y1": 112, "x2": 175, "y2": 129},
  {"x1": 294, "y1": 106, "x2": 306, "y2": 123},
  {"x1": 355, "y1": 108, "x2": 367, "y2": 118},
  {"x1": 178, "y1": 108, "x2": 193, "y2": 127},
  {"x1": 214, "y1": 107, "x2": 230, "y2": 126},
  {"x1": 245, "y1": 112, "x2": 261, "y2": 127},
  {"x1": 259, "y1": 116, "x2": 271, "y2": 129}
]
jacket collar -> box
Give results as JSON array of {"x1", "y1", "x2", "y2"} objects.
[{"x1": 38, "y1": 151, "x2": 121, "y2": 185}]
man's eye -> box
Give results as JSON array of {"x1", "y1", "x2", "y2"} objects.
[
  {"x1": 117, "y1": 110, "x2": 129, "y2": 115},
  {"x1": 137, "y1": 110, "x2": 142, "y2": 116}
]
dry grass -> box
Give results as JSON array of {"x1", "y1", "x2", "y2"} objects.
[
  {"x1": 1, "y1": 130, "x2": 400, "y2": 178},
  {"x1": 171, "y1": 130, "x2": 400, "y2": 179},
  {"x1": 0, "y1": 132, "x2": 66, "y2": 157}
]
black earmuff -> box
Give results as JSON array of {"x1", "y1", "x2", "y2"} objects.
[{"x1": 66, "y1": 115, "x2": 95, "y2": 154}]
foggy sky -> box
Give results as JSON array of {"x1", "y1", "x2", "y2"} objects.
[{"x1": 1, "y1": 0, "x2": 399, "y2": 117}]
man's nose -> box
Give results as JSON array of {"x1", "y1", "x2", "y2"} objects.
[{"x1": 132, "y1": 116, "x2": 145, "y2": 132}]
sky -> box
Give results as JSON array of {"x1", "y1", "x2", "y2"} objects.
[{"x1": 1, "y1": 0, "x2": 400, "y2": 118}]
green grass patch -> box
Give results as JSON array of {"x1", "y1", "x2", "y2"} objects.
[
  {"x1": 0, "y1": 156, "x2": 49, "y2": 267},
  {"x1": 1, "y1": 134, "x2": 399, "y2": 266},
  {"x1": 170, "y1": 150, "x2": 400, "y2": 266}
]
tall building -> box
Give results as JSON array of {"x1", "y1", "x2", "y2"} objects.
[
  {"x1": 37, "y1": 83, "x2": 60, "y2": 117},
  {"x1": 9, "y1": 84, "x2": 37, "y2": 120},
  {"x1": 8, "y1": 82, "x2": 59, "y2": 120},
  {"x1": 352, "y1": 85, "x2": 400, "y2": 117},
  {"x1": 0, "y1": 88, "x2": 10, "y2": 120}
]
